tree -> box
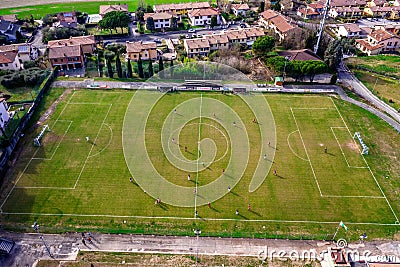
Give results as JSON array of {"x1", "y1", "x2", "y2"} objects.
[
  {"x1": 300, "y1": 60, "x2": 327, "y2": 82},
  {"x1": 259, "y1": 1, "x2": 265, "y2": 12},
  {"x1": 136, "y1": 8, "x2": 145, "y2": 21},
  {"x1": 252, "y1": 36, "x2": 275, "y2": 58},
  {"x1": 146, "y1": 17, "x2": 155, "y2": 32},
  {"x1": 99, "y1": 11, "x2": 130, "y2": 33},
  {"x1": 158, "y1": 57, "x2": 164, "y2": 78},
  {"x1": 146, "y1": 4, "x2": 154, "y2": 13},
  {"x1": 324, "y1": 39, "x2": 343, "y2": 70},
  {"x1": 170, "y1": 17, "x2": 178, "y2": 30},
  {"x1": 210, "y1": 16, "x2": 218, "y2": 29},
  {"x1": 137, "y1": 55, "x2": 144, "y2": 78},
  {"x1": 42, "y1": 13, "x2": 55, "y2": 26},
  {"x1": 115, "y1": 52, "x2": 122, "y2": 78},
  {"x1": 106, "y1": 58, "x2": 114, "y2": 78},
  {"x1": 148, "y1": 60, "x2": 154, "y2": 77},
  {"x1": 127, "y1": 58, "x2": 133, "y2": 78}
]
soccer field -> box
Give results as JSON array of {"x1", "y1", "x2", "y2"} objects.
[{"x1": 1, "y1": 90, "x2": 398, "y2": 236}]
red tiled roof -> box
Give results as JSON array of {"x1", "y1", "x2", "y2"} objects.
[
  {"x1": 185, "y1": 38, "x2": 210, "y2": 49},
  {"x1": 231, "y1": 4, "x2": 250, "y2": 10},
  {"x1": 271, "y1": 16, "x2": 296, "y2": 33},
  {"x1": 260, "y1": 9, "x2": 280, "y2": 20},
  {"x1": 48, "y1": 35, "x2": 95, "y2": 47},
  {"x1": 188, "y1": 7, "x2": 220, "y2": 17},
  {"x1": 0, "y1": 51, "x2": 17, "y2": 64},
  {"x1": 154, "y1": 2, "x2": 210, "y2": 12},
  {"x1": 99, "y1": 4, "x2": 128, "y2": 16},
  {"x1": 126, "y1": 41, "x2": 157, "y2": 53},
  {"x1": 355, "y1": 38, "x2": 383, "y2": 51},
  {"x1": 369, "y1": 28, "x2": 398, "y2": 41},
  {"x1": 49, "y1": 45, "x2": 82, "y2": 59},
  {"x1": 144, "y1": 12, "x2": 173, "y2": 20}
]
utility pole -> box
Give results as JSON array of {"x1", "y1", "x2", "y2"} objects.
[
  {"x1": 314, "y1": 0, "x2": 332, "y2": 54},
  {"x1": 32, "y1": 222, "x2": 53, "y2": 258}
]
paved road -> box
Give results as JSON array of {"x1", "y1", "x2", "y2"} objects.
[
  {"x1": 338, "y1": 65, "x2": 400, "y2": 124},
  {"x1": 1, "y1": 230, "x2": 399, "y2": 266}
]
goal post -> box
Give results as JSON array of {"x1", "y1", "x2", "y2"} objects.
[
  {"x1": 353, "y1": 132, "x2": 369, "y2": 155},
  {"x1": 33, "y1": 124, "x2": 50, "y2": 147}
]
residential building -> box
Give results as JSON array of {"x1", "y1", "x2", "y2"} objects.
[
  {"x1": 259, "y1": 9, "x2": 300, "y2": 41},
  {"x1": 363, "y1": 6, "x2": 397, "y2": 18},
  {"x1": 0, "y1": 98, "x2": 10, "y2": 134},
  {"x1": 297, "y1": 7, "x2": 320, "y2": 19},
  {"x1": 0, "y1": 20, "x2": 20, "y2": 42},
  {"x1": 48, "y1": 35, "x2": 96, "y2": 55},
  {"x1": 184, "y1": 27, "x2": 265, "y2": 57},
  {"x1": 337, "y1": 23, "x2": 364, "y2": 38},
  {"x1": 49, "y1": 45, "x2": 84, "y2": 70},
  {"x1": 188, "y1": 8, "x2": 220, "y2": 26},
  {"x1": 0, "y1": 51, "x2": 21, "y2": 70},
  {"x1": 99, "y1": 4, "x2": 129, "y2": 17},
  {"x1": 329, "y1": 6, "x2": 363, "y2": 20},
  {"x1": 184, "y1": 38, "x2": 210, "y2": 58},
  {"x1": 143, "y1": 12, "x2": 173, "y2": 30},
  {"x1": 389, "y1": 6, "x2": 400, "y2": 20},
  {"x1": 153, "y1": 2, "x2": 210, "y2": 16},
  {"x1": 356, "y1": 28, "x2": 400, "y2": 55},
  {"x1": 86, "y1": 14, "x2": 102, "y2": 25},
  {"x1": 231, "y1": 4, "x2": 250, "y2": 17},
  {"x1": 126, "y1": 41, "x2": 158, "y2": 61},
  {"x1": 53, "y1": 12, "x2": 78, "y2": 28},
  {"x1": 0, "y1": 43, "x2": 35, "y2": 65}
]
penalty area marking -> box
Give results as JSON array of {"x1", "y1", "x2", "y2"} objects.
[
  {"x1": 287, "y1": 130, "x2": 308, "y2": 162},
  {"x1": 329, "y1": 97, "x2": 399, "y2": 223}
]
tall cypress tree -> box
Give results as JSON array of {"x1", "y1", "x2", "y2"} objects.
[
  {"x1": 127, "y1": 58, "x2": 133, "y2": 78},
  {"x1": 115, "y1": 51, "x2": 122, "y2": 78},
  {"x1": 106, "y1": 58, "x2": 113, "y2": 78},
  {"x1": 138, "y1": 55, "x2": 144, "y2": 78},
  {"x1": 158, "y1": 57, "x2": 164, "y2": 78},
  {"x1": 148, "y1": 60, "x2": 154, "y2": 77}
]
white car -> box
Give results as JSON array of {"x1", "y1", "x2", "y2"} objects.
[{"x1": 188, "y1": 28, "x2": 196, "y2": 33}]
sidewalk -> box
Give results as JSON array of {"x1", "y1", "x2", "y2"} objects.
[{"x1": 1, "y1": 231, "x2": 399, "y2": 266}]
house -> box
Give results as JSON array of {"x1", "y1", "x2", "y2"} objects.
[
  {"x1": 99, "y1": 4, "x2": 129, "y2": 17},
  {"x1": 49, "y1": 45, "x2": 84, "y2": 70},
  {"x1": 54, "y1": 12, "x2": 78, "y2": 28},
  {"x1": 153, "y1": 2, "x2": 210, "y2": 16},
  {"x1": 184, "y1": 38, "x2": 211, "y2": 58},
  {"x1": 48, "y1": 35, "x2": 95, "y2": 69},
  {"x1": 259, "y1": 9, "x2": 300, "y2": 41},
  {"x1": 277, "y1": 49, "x2": 321, "y2": 61},
  {"x1": 337, "y1": 23, "x2": 364, "y2": 38},
  {"x1": 297, "y1": 7, "x2": 320, "y2": 19},
  {"x1": 0, "y1": 51, "x2": 21, "y2": 70},
  {"x1": 86, "y1": 14, "x2": 102, "y2": 25},
  {"x1": 259, "y1": 9, "x2": 280, "y2": 27},
  {"x1": 0, "y1": 20, "x2": 20, "y2": 42},
  {"x1": 329, "y1": 6, "x2": 363, "y2": 20},
  {"x1": 389, "y1": 6, "x2": 400, "y2": 20},
  {"x1": 0, "y1": 43, "x2": 35, "y2": 64},
  {"x1": 126, "y1": 41, "x2": 158, "y2": 61},
  {"x1": 231, "y1": 4, "x2": 250, "y2": 17},
  {"x1": 0, "y1": 98, "x2": 10, "y2": 134},
  {"x1": 356, "y1": 28, "x2": 400, "y2": 55},
  {"x1": 188, "y1": 8, "x2": 220, "y2": 26},
  {"x1": 143, "y1": 12, "x2": 173, "y2": 30},
  {"x1": 363, "y1": 6, "x2": 395, "y2": 18},
  {"x1": 366, "y1": 0, "x2": 388, "y2": 7},
  {"x1": 184, "y1": 27, "x2": 265, "y2": 57},
  {"x1": 48, "y1": 35, "x2": 96, "y2": 55}
]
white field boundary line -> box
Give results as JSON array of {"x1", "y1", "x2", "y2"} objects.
[
  {"x1": 87, "y1": 123, "x2": 113, "y2": 159},
  {"x1": 73, "y1": 104, "x2": 113, "y2": 189},
  {"x1": 330, "y1": 97, "x2": 399, "y2": 223},
  {"x1": 194, "y1": 94, "x2": 203, "y2": 218},
  {"x1": 290, "y1": 107, "x2": 323, "y2": 197},
  {"x1": 330, "y1": 127, "x2": 367, "y2": 169},
  {"x1": 32, "y1": 120, "x2": 73, "y2": 160},
  {"x1": 287, "y1": 130, "x2": 308, "y2": 162},
  {"x1": 1, "y1": 211, "x2": 399, "y2": 225}
]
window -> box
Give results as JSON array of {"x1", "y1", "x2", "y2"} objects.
[
  {"x1": 54, "y1": 59, "x2": 58, "y2": 62},
  {"x1": 133, "y1": 54, "x2": 137, "y2": 58},
  {"x1": 388, "y1": 42, "x2": 392, "y2": 46},
  {"x1": 4, "y1": 63, "x2": 8, "y2": 67}
]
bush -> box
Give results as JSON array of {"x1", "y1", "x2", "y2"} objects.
[{"x1": 0, "y1": 68, "x2": 46, "y2": 88}]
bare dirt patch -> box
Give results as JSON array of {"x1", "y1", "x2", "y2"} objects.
[{"x1": 345, "y1": 141, "x2": 359, "y2": 151}]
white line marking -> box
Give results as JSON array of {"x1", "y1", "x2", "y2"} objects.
[
  {"x1": 287, "y1": 130, "x2": 308, "y2": 161},
  {"x1": 290, "y1": 107, "x2": 323, "y2": 196},
  {"x1": 87, "y1": 123, "x2": 113, "y2": 159},
  {"x1": 194, "y1": 94, "x2": 202, "y2": 217},
  {"x1": 1, "y1": 212, "x2": 398, "y2": 226},
  {"x1": 73, "y1": 104, "x2": 113, "y2": 189},
  {"x1": 32, "y1": 121, "x2": 73, "y2": 160},
  {"x1": 330, "y1": 127, "x2": 367, "y2": 169},
  {"x1": 330, "y1": 97, "x2": 399, "y2": 223}
]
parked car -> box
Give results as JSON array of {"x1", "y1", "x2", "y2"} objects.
[
  {"x1": 185, "y1": 34, "x2": 190, "y2": 38},
  {"x1": 188, "y1": 28, "x2": 196, "y2": 33}
]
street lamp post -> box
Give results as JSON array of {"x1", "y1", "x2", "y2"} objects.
[
  {"x1": 32, "y1": 222, "x2": 53, "y2": 258},
  {"x1": 194, "y1": 229, "x2": 201, "y2": 263}
]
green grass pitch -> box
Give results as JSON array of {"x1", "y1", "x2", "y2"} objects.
[{"x1": 0, "y1": 90, "x2": 398, "y2": 236}]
